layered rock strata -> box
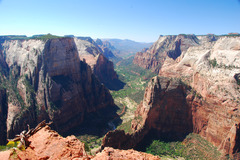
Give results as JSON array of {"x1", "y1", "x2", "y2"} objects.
[
  {"x1": 75, "y1": 38, "x2": 124, "y2": 90},
  {"x1": 103, "y1": 35, "x2": 240, "y2": 157},
  {"x1": 133, "y1": 34, "x2": 214, "y2": 73},
  {"x1": 0, "y1": 38, "x2": 117, "y2": 141}
]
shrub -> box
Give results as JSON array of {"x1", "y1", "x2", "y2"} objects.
[
  {"x1": 209, "y1": 58, "x2": 217, "y2": 68},
  {"x1": 7, "y1": 141, "x2": 19, "y2": 148},
  {"x1": 146, "y1": 140, "x2": 185, "y2": 158}
]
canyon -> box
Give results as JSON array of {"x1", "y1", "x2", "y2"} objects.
[
  {"x1": 0, "y1": 34, "x2": 240, "y2": 159},
  {"x1": 103, "y1": 34, "x2": 240, "y2": 158}
]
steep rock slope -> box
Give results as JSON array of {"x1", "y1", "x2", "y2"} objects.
[
  {"x1": 75, "y1": 38, "x2": 124, "y2": 90},
  {"x1": 95, "y1": 38, "x2": 122, "y2": 62},
  {"x1": 0, "y1": 38, "x2": 117, "y2": 140},
  {"x1": 103, "y1": 36, "x2": 240, "y2": 157},
  {"x1": 159, "y1": 36, "x2": 240, "y2": 156},
  {"x1": 133, "y1": 34, "x2": 206, "y2": 72},
  {"x1": 102, "y1": 77, "x2": 194, "y2": 149}
]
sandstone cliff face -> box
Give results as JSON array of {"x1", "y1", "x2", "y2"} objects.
[
  {"x1": 102, "y1": 77, "x2": 194, "y2": 149},
  {"x1": 160, "y1": 36, "x2": 240, "y2": 156},
  {"x1": 103, "y1": 36, "x2": 240, "y2": 157},
  {"x1": 0, "y1": 38, "x2": 117, "y2": 141},
  {"x1": 132, "y1": 77, "x2": 193, "y2": 136},
  {"x1": 95, "y1": 38, "x2": 122, "y2": 62},
  {"x1": 93, "y1": 54, "x2": 125, "y2": 90},
  {"x1": 133, "y1": 34, "x2": 205, "y2": 73},
  {"x1": 142, "y1": 36, "x2": 240, "y2": 156},
  {"x1": 75, "y1": 38, "x2": 124, "y2": 90}
]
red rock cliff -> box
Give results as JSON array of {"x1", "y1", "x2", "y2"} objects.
[
  {"x1": 133, "y1": 34, "x2": 201, "y2": 73},
  {"x1": 75, "y1": 38, "x2": 124, "y2": 90},
  {"x1": 103, "y1": 36, "x2": 240, "y2": 157}
]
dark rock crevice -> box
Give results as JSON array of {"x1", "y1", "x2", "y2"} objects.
[
  {"x1": 233, "y1": 123, "x2": 240, "y2": 153},
  {"x1": 167, "y1": 39, "x2": 182, "y2": 60},
  {"x1": 0, "y1": 89, "x2": 7, "y2": 145}
]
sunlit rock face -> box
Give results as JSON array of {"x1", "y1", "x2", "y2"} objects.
[
  {"x1": 75, "y1": 37, "x2": 124, "y2": 90},
  {"x1": 104, "y1": 35, "x2": 240, "y2": 157},
  {"x1": 133, "y1": 34, "x2": 200, "y2": 73}
]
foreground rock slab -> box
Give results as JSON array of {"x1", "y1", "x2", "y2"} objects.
[
  {"x1": 17, "y1": 126, "x2": 89, "y2": 160},
  {"x1": 5, "y1": 125, "x2": 160, "y2": 160},
  {"x1": 0, "y1": 150, "x2": 11, "y2": 160}
]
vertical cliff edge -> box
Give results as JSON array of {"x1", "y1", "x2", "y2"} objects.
[{"x1": 0, "y1": 38, "x2": 118, "y2": 141}]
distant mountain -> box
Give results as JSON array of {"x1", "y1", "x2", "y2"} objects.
[
  {"x1": 101, "y1": 39, "x2": 153, "y2": 58},
  {"x1": 95, "y1": 38, "x2": 122, "y2": 63}
]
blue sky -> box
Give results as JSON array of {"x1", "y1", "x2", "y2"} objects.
[{"x1": 0, "y1": 0, "x2": 240, "y2": 42}]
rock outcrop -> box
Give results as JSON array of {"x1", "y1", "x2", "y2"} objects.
[
  {"x1": 0, "y1": 38, "x2": 118, "y2": 141},
  {"x1": 133, "y1": 34, "x2": 209, "y2": 72},
  {"x1": 102, "y1": 77, "x2": 193, "y2": 149},
  {"x1": 75, "y1": 38, "x2": 124, "y2": 90},
  {"x1": 0, "y1": 125, "x2": 160, "y2": 160},
  {"x1": 16, "y1": 126, "x2": 89, "y2": 160},
  {"x1": 103, "y1": 35, "x2": 240, "y2": 157},
  {"x1": 95, "y1": 38, "x2": 122, "y2": 62}
]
